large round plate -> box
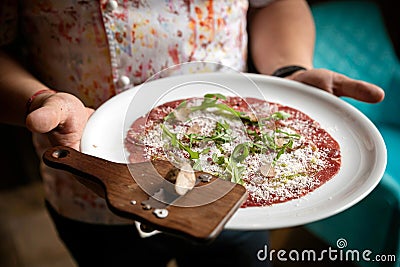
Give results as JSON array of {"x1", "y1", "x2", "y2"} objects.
[{"x1": 81, "y1": 73, "x2": 386, "y2": 229}]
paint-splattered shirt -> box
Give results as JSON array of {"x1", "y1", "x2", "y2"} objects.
[{"x1": 1, "y1": 0, "x2": 274, "y2": 224}]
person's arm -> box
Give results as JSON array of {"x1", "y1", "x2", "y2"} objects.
[
  {"x1": 249, "y1": 0, "x2": 314, "y2": 74},
  {"x1": 0, "y1": 48, "x2": 93, "y2": 150},
  {"x1": 0, "y1": 48, "x2": 52, "y2": 125},
  {"x1": 248, "y1": 0, "x2": 385, "y2": 103}
]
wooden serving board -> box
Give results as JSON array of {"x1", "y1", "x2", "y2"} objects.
[{"x1": 42, "y1": 146, "x2": 247, "y2": 243}]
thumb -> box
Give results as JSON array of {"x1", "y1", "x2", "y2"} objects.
[{"x1": 26, "y1": 104, "x2": 62, "y2": 133}]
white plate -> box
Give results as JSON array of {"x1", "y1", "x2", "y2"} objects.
[{"x1": 81, "y1": 72, "x2": 387, "y2": 230}]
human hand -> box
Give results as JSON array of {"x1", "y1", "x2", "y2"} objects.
[
  {"x1": 25, "y1": 91, "x2": 94, "y2": 150},
  {"x1": 289, "y1": 68, "x2": 385, "y2": 103}
]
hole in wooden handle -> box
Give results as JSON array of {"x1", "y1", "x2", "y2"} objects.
[{"x1": 52, "y1": 149, "x2": 69, "y2": 159}]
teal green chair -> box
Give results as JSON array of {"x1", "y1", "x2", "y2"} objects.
[{"x1": 305, "y1": 1, "x2": 400, "y2": 266}]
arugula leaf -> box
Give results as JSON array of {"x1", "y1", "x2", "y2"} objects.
[
  {"x1": 231, "y1": 143, "x2": 250, "y2": 163},
  {"x1": 269, "y1": 111, "x2": 291, "y2": 120},
  {"x1": 204, "y1": 93, "x2": 227, "y2": 100},
  {"x1": 161, "y1": 124, "x2": 200, "y2": 159},
  {"x1": 184, "y1": 120, "x2": 233, "y2": 145},
  {"x1": 190, "y1": 95, "x2": 242, "y2": 118},
  {"x1": 274, "y1": 138, "x2": 293, "y2": 163},
  {"x1": 212, "y1": 153, "x2": 225, "y2": 165},
  {"x1": 275, "y1": 129, "x2": 301, "y2": 139},
  {"x1": 192, "y1": 159, "x2": 202, "y2": 171},
  {"x1": 224, "y1": 157, "x2": 246, "y2": 185}
]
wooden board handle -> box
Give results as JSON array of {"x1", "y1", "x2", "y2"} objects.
[
  {"x1": 43, "y1": 146, "x2": 248, "y2": 243},
  {"x1": 43, "y1": 146, "x2": 130, "y2": 197}
]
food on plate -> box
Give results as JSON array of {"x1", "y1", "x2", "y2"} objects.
[
  {"x1": 174, "y1": 162, "x2": 196, "y2": 196},
  {"x1": 125, "y1": 93, "x2": 341, "y2": 207}
]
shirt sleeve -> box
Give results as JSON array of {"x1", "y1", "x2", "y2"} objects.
[
  {"x1": 249, "y1": 0, "x2": 276, "y2": 8},
  {"x1": 0, "y1": 0, "x2": 18, "y2": 47}
]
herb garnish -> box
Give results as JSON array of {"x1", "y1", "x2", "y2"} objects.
[
  {"x1": 161, "y1": 93, "x2": 301, "y2": 185},
  {"x1": 190, "y1": 93, "x2": 242, "y2": 118},
  {"x1": 161, "y1": 124, "x2": 209, "y2": 160}
]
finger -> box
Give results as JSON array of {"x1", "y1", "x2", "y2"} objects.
[
  {"x1": 26, "y1": 104, "x2": 62, "y2": 133},
  {"x1": 86, "y1": 107, "x2": 95, "y2": 118},
  {"x1": 292, "y1": 69, "x2": 385, "y2": 103},
  {"x1": 48, "y1": 129, "x2": 82, "y2": 150},
  {"x1": 48, "y1": 107, "x2": 94, "y2": 150},
  {"x1": 331, "y1": 73, "x2": 385, "y2": 103}
]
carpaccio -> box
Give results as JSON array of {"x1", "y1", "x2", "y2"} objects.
[{"x1": 125, "y1": 96, "x2": 341, "y2": 207}]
